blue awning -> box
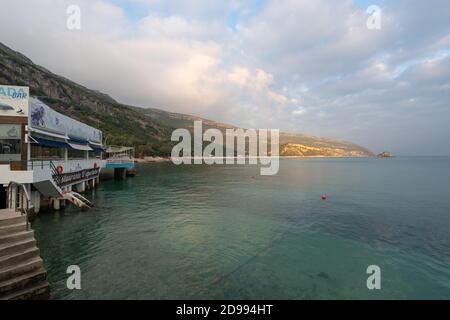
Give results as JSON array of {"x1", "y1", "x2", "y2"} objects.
[
  {"x1": 67, "y1": 136, "x2": 96, "y2": 151},
  {"x1": 68, "y1": 142, "x2": 93, "y2": 151},
  {"x1": 89, "y1": 143, "x2": 106, "y2": 152},
  {"x1": 32, "y1": 136, "x2": 70, "y2": 149},
  {"x1": 68, "y1": 137, "x2": 89, "y2": 144}
]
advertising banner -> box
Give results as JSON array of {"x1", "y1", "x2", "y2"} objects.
[
  {"x1": 29, "y1": 97, "x2": 102, "y2": 143},
  {"x1": 55, "y1": 168, "x2": 100, "y2": 186}
]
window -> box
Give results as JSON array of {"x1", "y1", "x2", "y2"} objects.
[
  {"x1": 68, "y1": 149, "x2": 86, "y2": 160},
  {"x1": 88, "y1": 150, "x2": 102, "y2": 159},
  {"x1": 0, "y1": 124, "x2": 21, "y2": 161},
  {"x1": 30, "y1": 144, "x2": 65, "y2": 160}
]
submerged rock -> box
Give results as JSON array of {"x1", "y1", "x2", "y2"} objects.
[{"x1": 317, "y1": 272, "x2": 331, "y2": 280}]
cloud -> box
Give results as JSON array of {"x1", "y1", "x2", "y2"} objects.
[
  {"x1": 292, "y1": 107, "x2": 306, "y2": 117},
  {"x1": 137, "y1": 15, "x2": 226, "y2": 40},
  {"x1": 0, "y1": 0, "x2": 450, "y2": 155}
]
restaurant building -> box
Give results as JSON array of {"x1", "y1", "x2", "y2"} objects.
[{"x1": 0, "y1": 85, "x2": 106, "y2": 213}]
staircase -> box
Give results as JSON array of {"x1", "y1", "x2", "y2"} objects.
[
  {"x1": 49, "y1": 161, "x2": 62, "y2": 188},
  {"x1": 63, "y1": 191, "x2": 94, "y2": 209},
  {"x1": 0, "y1": 210, "x2": 49, "y2": 300},
  {"x1": 50, "y1": 161, "x2": 94, "y2": 209}
]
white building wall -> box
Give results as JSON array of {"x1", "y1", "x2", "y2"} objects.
[
  {"x1": 0, "y1": 164, "x2": 34, "y2": 184},
  {"x1": 0, "y1": 160, "x2": 106, "y2": 185}
]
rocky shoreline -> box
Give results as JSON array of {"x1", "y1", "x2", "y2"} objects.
[
  {"x1": 135, "y1": 156, "x2": 172, "y2": 163},
  {"x1": 134, "y1": 155, "x2": 374, "y2": 164}
]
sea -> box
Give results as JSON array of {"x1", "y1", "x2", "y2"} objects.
[{"x1": 32, "y1": 157, "x2": 450, "y2": 299}]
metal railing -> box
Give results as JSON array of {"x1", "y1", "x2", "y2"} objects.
[
  {"x1": 28, "y1": 160, "x2": 53, "y2": 170},
  {"x1": 106, "y1": 159, "x2": 135, "y2": 164},
  {"x1": 49, "y1": 161, "x2": 62, "y2": 187},
  {"x1": 7, "y1": 159, "x2": 53, "y2": 171},
  {"x1": 106, "y1": 155, "x2": 136, "y2": 164}
]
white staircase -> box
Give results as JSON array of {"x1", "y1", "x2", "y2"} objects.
[
  {"x1": 63, "y1": 191, "x2": 94, "y2": 209},
  {"x1": 49, "y1": 161, "x2": 94, "y2": 209},
  {"x1": 34, "y1": 175, "x2": 94, "y2": 209}
]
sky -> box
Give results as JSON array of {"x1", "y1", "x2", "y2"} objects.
[{"x1": 0, "y1": 0, "x2": 449, "y2": 155}]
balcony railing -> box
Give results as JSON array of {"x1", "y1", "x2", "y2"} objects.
[
  {"x1": 106, "y1": 158, "x2": 135, "y2": 164},
  {"x1": 8, "y1": 159, "x2": 103, "y2": 171},
  {"x1": 7, "y1": 160, "x2": 52, "y2": 171}
]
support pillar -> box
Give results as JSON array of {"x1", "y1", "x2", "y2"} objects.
[
  {"x1": 10, "y1": 186, "x2": 18, "y2": 210},
  {"x1": 32, "y1": 191, "x2": 41, "y2": 214},
  {"x1": 114, "y1": 168, "x2": 126, "y2": 180},
  {"x1": 53, "y1": 198, "x2": 61, "y2": 211},
  {"x1": 74, "y1": 181, "x2": 86, "y2": 193}
]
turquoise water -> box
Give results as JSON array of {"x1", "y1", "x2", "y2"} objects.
[{"x1": 32, "y1": 158, "x2": 450, "y2": 299}]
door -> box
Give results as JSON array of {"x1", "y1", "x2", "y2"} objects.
[{"x1": 0, "y1": 185, "x2": 6, "y2": 209}]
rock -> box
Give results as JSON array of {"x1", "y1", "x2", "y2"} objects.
[{"x1": 377, "y1": 151, "x2": 394, "y2": 158}]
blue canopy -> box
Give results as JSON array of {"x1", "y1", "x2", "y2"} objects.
[
  {"x1": 32, "y1": 135, "x2": 105, "y2": 152},
  {"x1": 89, "y1": 143, "x2": 106, "y2": 152},
  {"x1": 32, "y1": 136, "x2": 70, "y2": 149},
  {"x1": 68, "y1": 137, "x2": 89, "y2": 144}
]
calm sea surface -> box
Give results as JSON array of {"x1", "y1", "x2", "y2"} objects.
[{"x1": 32, "y1": 158, "x2": 450, "y2": 299}]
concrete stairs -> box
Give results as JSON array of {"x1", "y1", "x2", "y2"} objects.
[{"x1": 0, "y1": 211, "x2": 49, "y2": 300}]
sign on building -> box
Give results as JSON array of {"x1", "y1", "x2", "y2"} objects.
[
  {"x1": 29, "y1": 97, "x2": 102, "y2": 143},
  {"x1": 56, "y1": 168, "x2": 100, "y2": 186},
  {"x1": 0, "y1": 85, "x2": 29, "y2": 117}
]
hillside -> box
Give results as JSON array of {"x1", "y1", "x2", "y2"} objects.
[{"x1": 0, "y1": 42, "x2": 372, "y2": 157}]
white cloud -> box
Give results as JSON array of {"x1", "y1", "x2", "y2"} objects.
[{"x1": 292, "y1": 107, "x2": 306, "y2": 117}]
